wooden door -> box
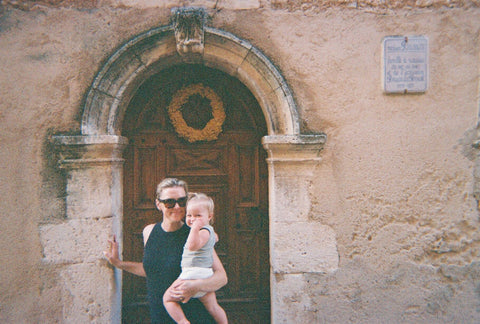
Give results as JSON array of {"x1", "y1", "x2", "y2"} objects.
[{"x1": 122, "y1": 65, "x2": 270, "y2": 323}]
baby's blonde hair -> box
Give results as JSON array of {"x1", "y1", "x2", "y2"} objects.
[{"x1": 188, "y1": 192, "x2": 215, "y2": 214}]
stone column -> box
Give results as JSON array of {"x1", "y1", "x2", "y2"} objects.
[
  {"x1": 262, "y1": 134, "x2": 338, "y2": 323},
  {"x1": 43, "y1": 135, "x2": 128, "y2": 323}
]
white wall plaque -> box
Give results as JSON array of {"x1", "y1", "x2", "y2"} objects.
[{"x1": 382, "y1": 36, "x2": 428, "y2": 93}]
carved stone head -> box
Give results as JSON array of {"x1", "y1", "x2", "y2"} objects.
[{"x1": 171, "y1": 7, "x2": 208, "y2": 56}]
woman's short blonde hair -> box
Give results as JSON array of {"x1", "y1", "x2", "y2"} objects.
[{"x1": 156, "y1": 178, "x2": 189, "y2": 200}]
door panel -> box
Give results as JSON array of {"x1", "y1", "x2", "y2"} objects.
[{"x1": 122, "y1": 65, "x2": 270, "y2": 323}]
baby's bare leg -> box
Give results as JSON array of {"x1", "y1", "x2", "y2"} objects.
[
  {"x1": 199, "y1": 292, "x2": 228, "y2": 324},
  {"x1": 163, "y1": 285, "x2": 190, "y2": 324}
]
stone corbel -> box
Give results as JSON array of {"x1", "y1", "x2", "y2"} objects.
[{"x1": 171, "y1": 7, "x2": 208, "y2": 57}]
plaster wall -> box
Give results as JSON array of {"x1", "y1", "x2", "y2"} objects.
[{"x1": 1, "y1": 1, "x2": 480, "y2": 323}]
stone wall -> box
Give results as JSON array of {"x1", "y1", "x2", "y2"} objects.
[{"x1": 0, "y1": 1, "x2": 479, "y2": 323}]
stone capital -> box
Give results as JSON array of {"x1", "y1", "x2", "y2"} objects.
[
  {"x1": 262, "y1": 134, "x2": 327, "y2": 163},
  {"x1": 51, "y1": 135, "x2": 128, "y2": 168}
]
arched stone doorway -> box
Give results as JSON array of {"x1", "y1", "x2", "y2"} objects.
[
  {"x1": 121, "y1": 64, "x2": 270, "y2": 322},
  {"x1": 52, "y1": 17, "x2": 330, "y2": 323}
]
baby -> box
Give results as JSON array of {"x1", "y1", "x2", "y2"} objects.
[{"x1": 163, "y1": 193, "x2": 228, "y2": 324}]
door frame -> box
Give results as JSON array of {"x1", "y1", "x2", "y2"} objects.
[{"x1": 51, "y1": 24, "x2": 329, "y2": 323}]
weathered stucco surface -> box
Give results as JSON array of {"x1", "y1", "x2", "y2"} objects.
[{"x1": 1, "y1": 0, "x2": 480, "y2": 323}]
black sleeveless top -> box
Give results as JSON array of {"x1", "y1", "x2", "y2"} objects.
[{"x1": 143, "y1": 223, "x2": 214, "y2": 324}]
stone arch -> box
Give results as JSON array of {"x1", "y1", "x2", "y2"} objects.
[{"x1": 81, "y1": 26, "x2": 300, "y2": 137}]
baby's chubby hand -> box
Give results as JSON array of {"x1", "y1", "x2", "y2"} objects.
[{"x1": 190, "y1": 219, "x2": 204, "y2": 231}]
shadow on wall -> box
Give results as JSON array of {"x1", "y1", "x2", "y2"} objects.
[{"x1": 41, "y1": 128, "x2": 68, "y2": 222}]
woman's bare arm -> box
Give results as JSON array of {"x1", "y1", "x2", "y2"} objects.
[
  {"x1": 104, "y1": 235, "x2": 146, "y2": 277},
  {"x1": 170, "y1": 249, "x2": 227, "y2": 300},
  {"x1": 200, "y1": 249, "x2": 228, "y2": 291}
]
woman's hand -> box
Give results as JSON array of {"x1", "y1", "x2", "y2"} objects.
[
  {"x1": 103, "y1": 234, "x2": 147, "y2": 277},
  {"x1": 171, "y1": 278, "x2": 201, "y2": 303},
  {"x1": 104, "y1": 235, "x2": 121, "y2": 267}
]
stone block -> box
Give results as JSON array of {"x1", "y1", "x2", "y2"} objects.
[
  {"x1": 272, "y1": 85, "x2": 298, "y2": 134},
  {"x1": 65, "y1": 167, "x2": 114, "y2": 219},
  {"x1": 271, "y1": 273, "x2": 314, "y2": 324},
  {"x1": 82, "y1": 90, "x2": 116, "y2": 136},
  {"x1": 271, "y1": 177, "x2": 312, "y2": 222},
  {"x1": 40, "y1": 218, "x2": 112, "y2": 264},
  {"x1": 271, "y1": 221, "x2": 339, "y2": 273},
  {"x1": 134, "y1": 29, "x2": 177, "y2": 67},
  {"x1": 236, "y1": 47, "x2": 281, "y2": 103},
  {"x1": 204, "y1": 30, "x2": 252, "y2": 76},
  {"x1": 113, "y1": 0, "x2": 217, "y2": 8},
  {"x1": 244, "y1": 46, "x2": 284, "y2": 93},
  {"x1": 217, "y1": 0, "x2": 261, "y2": 9},
  {"x1": 92, "y1": 48, "x2": 143, "y2": 98},
  {"x1": 60, "y1": 262, "x2": 114, "y2": 323}
]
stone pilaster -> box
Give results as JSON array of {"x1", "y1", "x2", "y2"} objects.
[
  {"x1": 262, "y1": 134, "x2": 338, "y2": 323},
  {"x1": 43, "y1": 135, "x2": 128, "y2": 324}
]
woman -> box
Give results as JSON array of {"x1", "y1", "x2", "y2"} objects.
[{"x1": 104, "y1": 178, "x2": 227, "y2": 323}]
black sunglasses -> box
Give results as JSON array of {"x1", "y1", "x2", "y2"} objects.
[{"x1": 158, "y1": 196, "x2": 188, "y2": 208}]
